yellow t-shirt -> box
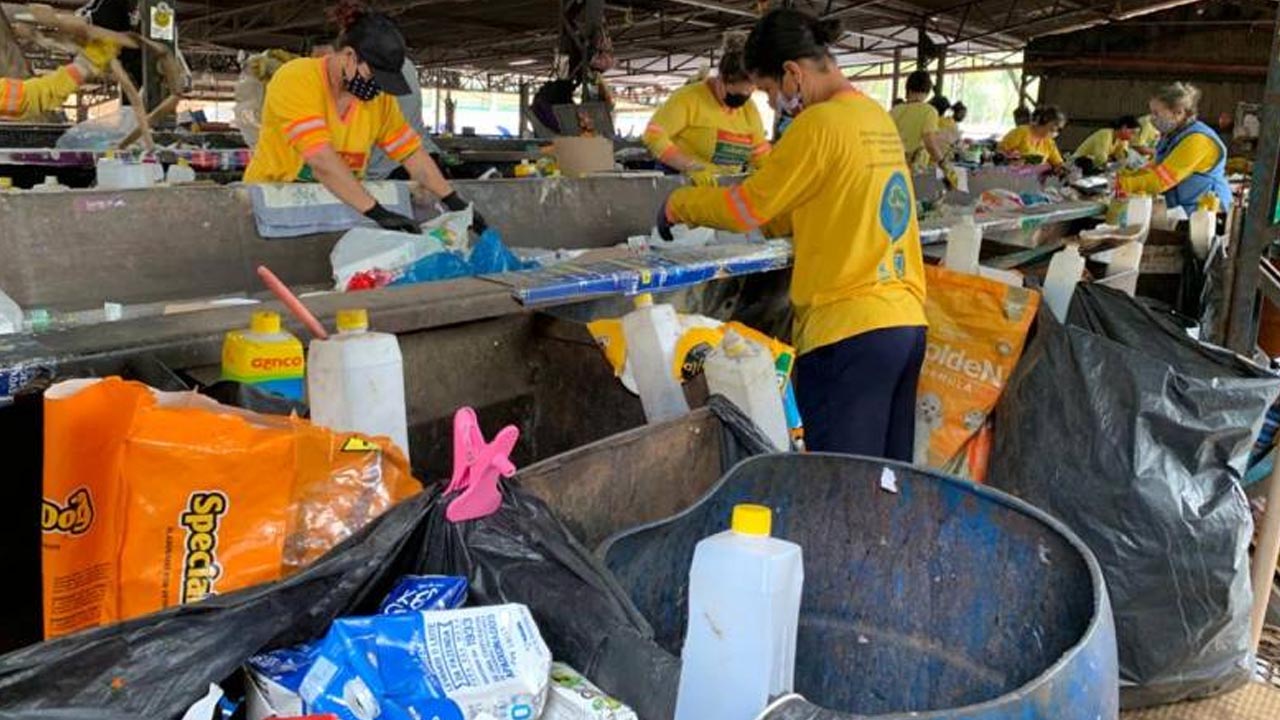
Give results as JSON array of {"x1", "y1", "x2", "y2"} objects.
[
  {"x1": 642, "y1": 80, "x2": 770, "y2": 173},
  {"x1": 244, "y1": 57, "x2": 423, "y2": 183},
  {"x1": 889, "y1": 101, "x2": 940, "y2": 167},
  {"x1": 1073, "y1": 128, "x2": 1128, "y2": 166},
  {"x1": 1136, "y1": 115, "x2": 1160, "y2": 149},
  {"x1": 1118, "y1": 132, "x2": 1222, "y2": 196},
  {"x1": 998, "y1": 125, "x2": 1064, "y2": 167},
  {"x1": 667, "y1": 90, "x2": 927, "y2": 355}
]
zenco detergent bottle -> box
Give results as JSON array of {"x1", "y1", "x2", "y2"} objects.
[
  {"x1": 306, "y1": 309, "x2": 410, "y2": 456},
  {"x1": 221, "y1": 311, "x2": 305, "y2": 401},
  {"x1": 675, "y1": 504, "x2": 804, "y2": 720}
]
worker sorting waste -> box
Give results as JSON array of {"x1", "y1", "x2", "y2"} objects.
[
  {"x1": 0, "y1": 0, "x2": 126, "y2": 120},
  {"x1": 642, "y1": 32, "x2": 771, "y2": 186},
  {"x1": 1117, "y1": 81, "x2": 1232, "y2": 215},
  {"x1": 1072, "y1": 115, "x2": 1141, "y2": 174},
  {"x1": 658, "y1": 7, "x2": 927, "y2": 461},
  {"x1": 999, "y1": 105, "x2": 1068, "y2": 171},
  {"x1": 243, "y1": 1, "x2": 483, "y2": 234}
]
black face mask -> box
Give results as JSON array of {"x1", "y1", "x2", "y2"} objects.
[
  {"x1": 724, "y1": 92, "x2": 751, "y2": 109},
  {"x1": 346, "y1": 71, "x2": 382, "y2": 102}
]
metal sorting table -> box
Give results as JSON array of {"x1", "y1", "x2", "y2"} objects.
[{"x1": 919, "y1": 200, "x2": 1108, "y2": 247}]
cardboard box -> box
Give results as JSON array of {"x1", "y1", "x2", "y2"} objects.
[{"x1": 553, "y1": 137, "x2": 615, "y2": 177}]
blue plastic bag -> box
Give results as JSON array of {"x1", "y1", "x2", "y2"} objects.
[
  {"x1": 469, "y1": 229, "x2": 530, "y2": 275},
  {"x1": 391, "y1": 250, "x2": 473, "y2": 286}
]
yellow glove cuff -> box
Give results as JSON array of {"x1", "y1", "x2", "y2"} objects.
[{"x1": 79, "y1": 38, "x2": 119, "y2": 73}]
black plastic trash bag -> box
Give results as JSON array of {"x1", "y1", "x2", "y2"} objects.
[
  {"x1": 0, "y1": 480, "x2": 668, "y2": 719},
  {"x1": 988, "y1": 284, "x2": 1280, "y2": 708}
]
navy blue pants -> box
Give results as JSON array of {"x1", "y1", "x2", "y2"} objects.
[{"x1": 794, "y1": 326, "x2": 927, "y2": 461}]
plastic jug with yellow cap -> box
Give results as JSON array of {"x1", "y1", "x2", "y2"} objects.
[
  {"x1": 222, "y1": 311, "x2": 306, "y2": 400},
  {"x1": 675, "y1": 504, "x2": 804, "y2": 720},
  {"x1": 306, "y1": 309, "x2": 410, "y2": 455}
]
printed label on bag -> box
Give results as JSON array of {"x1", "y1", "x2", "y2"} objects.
[{"x1": 179, "y1": 492, "x2": 228, "y2": 604}]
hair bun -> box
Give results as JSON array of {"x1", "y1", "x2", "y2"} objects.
[
  {"x1": 721, "y1": 31, "x2": 748, "y2": 55},
  {"x1": 812, "y1": 18, "x2": 844, "y2": 46},
  {"x1": 330, "y1": 0, "x2": 367, "y2": 31}
]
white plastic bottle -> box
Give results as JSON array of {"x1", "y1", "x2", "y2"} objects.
[
  {"x1": 675, "y1": 504, "x2": 804, "y2": 720},
  {"x1": 622, "y1": 294, "x2": 688, "y2": 423},
  {"x1": 307, "y1": 309, "x2": 410, "y2": 456},
  {"x1": 166, "y1": 158, "x2": 197, "y2": 184},
  {"x1": 1043, "y1": 243, "x2": 1087, "y2": 322},
  {"x1": 944, "y1": 214, "x2": 982, "y2": 275},
  {"x1": 704, "y1": 331, "x2": 790, "y2": 452}
]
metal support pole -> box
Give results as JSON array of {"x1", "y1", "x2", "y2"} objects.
[
  {"x1": 518, "y1": 81, "x2": 531, "y2": 139},
  {"x1": 935, "y1": 46, "x2": 947, "y2": 96},
  {"x1": 891, "y1": 47, "x2": 902, "y2": 101},
  {"x1": 560, "y1": 0, "x2": 604, "y2": 85},
  {"x1": 434, "y1": 78, "x2": 442, "y2": 134},
  {"x1": 1228, "y1": 6, "x2": 1280, "y2": 352},
  {"x1": 140, "y1": 0, "x2": 177, "y2": 117}
]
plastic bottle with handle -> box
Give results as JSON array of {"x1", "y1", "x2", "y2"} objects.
[
  {"x1": 307, "y1": 309, "x2": 410, "y2": 456},
  {"x1": 944, "y1": 214, "x2": 982, "y2": 275},
  {"x1": 675, "y1": 504, "x2": 804, "y2": 720},
  {"x1": 704, "y1": 330, "x2": 790, "y2": 451},
  {"x1": 1042, "y1": 243, "x2": 1087, "y2": 322},
  {"x1": 621, "y1": 294, "x2": 689, "y2": 423}
]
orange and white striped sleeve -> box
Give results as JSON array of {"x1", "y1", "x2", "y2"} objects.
[
  {"x1": 263, "y1": 59, "x2": 333, "y2": 159},
  {"x1": 643, "y1": 91, "x2": 691, "y2": 166},
  {"x1": 0, "y1": 64, "x2": 85, "y2": 120},
  {"x1": 377, "y1": 100, "x2": 423, "y2": 163},
  {"x1": 1118, "y1": 132, "x2": 1220, "y2": 196}
]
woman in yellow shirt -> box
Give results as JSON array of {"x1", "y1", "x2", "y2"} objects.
[
  {"x1": 643, "y1": 33, "x2": 770, "y2": 186},
  {"x1": 1118, "y1": 82, "x2": 1231, "y2": 214},
  {"x1": 999, "y1": 106, "x2": 1066, "y2": 168},
  {"x1": 658, "y1": 8, "x2": 927, "y2": 461},
  {"x1": 244, "y1": 4, "x2": 478, "y2": 234},
  {"x1": 889, "y1": 71, "x2": 946, "y2": 169},
  {"x1": 1072, "y1": 115, "x2": 1140, "y2": 174}
]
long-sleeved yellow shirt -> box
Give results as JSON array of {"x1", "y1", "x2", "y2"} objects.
[
  {"x1": 1073, "y1": 128, "x2": 1129, "y2": 167},
  {"x1": 666, "y1": 90, "x2": 927, "y2": 355},
  {"x1": 0, "y1": 63, "x2": 89, "y2": 121},
  {"x1": 643, "y1": 80, "x2": 769, "y2": 174},
  {"x1": 998, "y1": 125, "x2": 1064, "y2": 167},
  {"x1": 1117, "y1": 131, "x2": 1221, "y2": 197}
]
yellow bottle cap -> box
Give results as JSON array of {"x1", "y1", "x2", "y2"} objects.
[
  {"x1": 250, "y1": 311, "x2": 281, "y2": 335},
  {"x1": 634, "y1": 293, "x2": 654, "y2": 308},
  {"x1": 731, "y1": 504, "x2": 772, "y2": 537},
  {"x1": 336, "y1": 308, "x2": 369, "y2": 332}
]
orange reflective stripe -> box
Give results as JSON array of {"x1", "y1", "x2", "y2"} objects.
[
  {"x1": 751, "y1": 142, "x2": 772, "y2": 157},
  {"x1": 730, "y1": 185, "x2": 766, "y2": 227},
  {"x1": 0, "y1": 79, "x2": 23, "y2": 116},
  {"x1": 658, "y1": 146, "x2": 681, "y2": 163},
  {"x1": 285, "y1": 116, "x2": 326, "y2": 139},
  {"x1": 723, "y1": 188, "x2": 751, "y2": 229},
  {"x1": 645, "y1": 122, "x2": 665, "y2": 136},
  {"x1": 300, "y1": 141, "x2": 332, "y2": 160},
  {"x1": 290, "y1": 127, "x2": 328, "y2": 149},
  {"x1": 1153, "y1": 164, "x2": 1177, "y2": 189},
  {"x1": 381, "y1": 126, "x2": 416, "y2": 154}
]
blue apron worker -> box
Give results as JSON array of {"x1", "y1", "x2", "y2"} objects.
[
  {"x1": 243, "y1": 1, "x2": 483, "y2": 235},
  {"x1": 1117, "y1": 82, "x2": 1232, "y2": 215},
  {"x1": 656, "y1": 8, "x2": 928, "y2": 462}
]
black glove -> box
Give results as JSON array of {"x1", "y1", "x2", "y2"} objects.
[
  {"x1": 656, "y1": 199, "x2": 675, "y2": 242},
  {"x1": 442, "y1": 191, "x2": 489, "y2": 234},
  {"x1": 364, "y1": 202, "x2": 421, "y2": 234}
]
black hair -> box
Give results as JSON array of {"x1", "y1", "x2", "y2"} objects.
[
  {"x1": 1113, "y1": 114, "x2": 1140, "y2": 130},
  {"x1": 719, "y1": 32, "x2": 751, "y2": 83},
  {"x1": 905, "y1": 70, "x2": 933, "y2": 95},
  {"x1": 929, "y1": 95, "x2": 951, "y2": 114},
  {"x1": 1013, "y1": 106, "x2": 1032, "y2": 124},
  {"x1": 332, "y1": 1, "x2": 398, "y2": 52},
  {"x1": 743, "y1": 8, "x2": 843, "y2": 79},
  {"x1": 1033, "y1": 105, "x2": 1066, "y2": 127}
]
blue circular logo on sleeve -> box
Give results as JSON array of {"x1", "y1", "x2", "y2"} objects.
[{"x1": 879, "y1": 172, "x2": 912, "y2": 243}]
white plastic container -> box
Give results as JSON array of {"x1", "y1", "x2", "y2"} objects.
[
  {"x1": 704, "y1": 330, "x2": 789, "y2": 452},
  {"x1": 1043, "y1": 243, "x2": 1087, "y2": 322},
  {"x1": 96, "y1": 155, "x2": 154, "y2": 190},
  {"x1": 165, "y1": 158, "x2": 197, "y2": 184},
  {"x1": 944, "y1": 214, "x2": 982, "y2": 275},
  {"x1": 675, "y1": 504, "x2": 803, "y2": 720},
  {"x1": 621, "y1": 294, "x2": 689, "y2": 423},
  {"x1": 1125, "y1": 195, "x2": 1153, "y2": 231},
  {"x1": 307, "y1": 309, "x2": 410, "y2": 455},
  {"x1": 1189, "y1": 208, "x2": 1215, "y2": 260}
]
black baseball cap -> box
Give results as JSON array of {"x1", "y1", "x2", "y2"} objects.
[{"x1": 344, "y1": 11, "x2": 413, "y2": 96}]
